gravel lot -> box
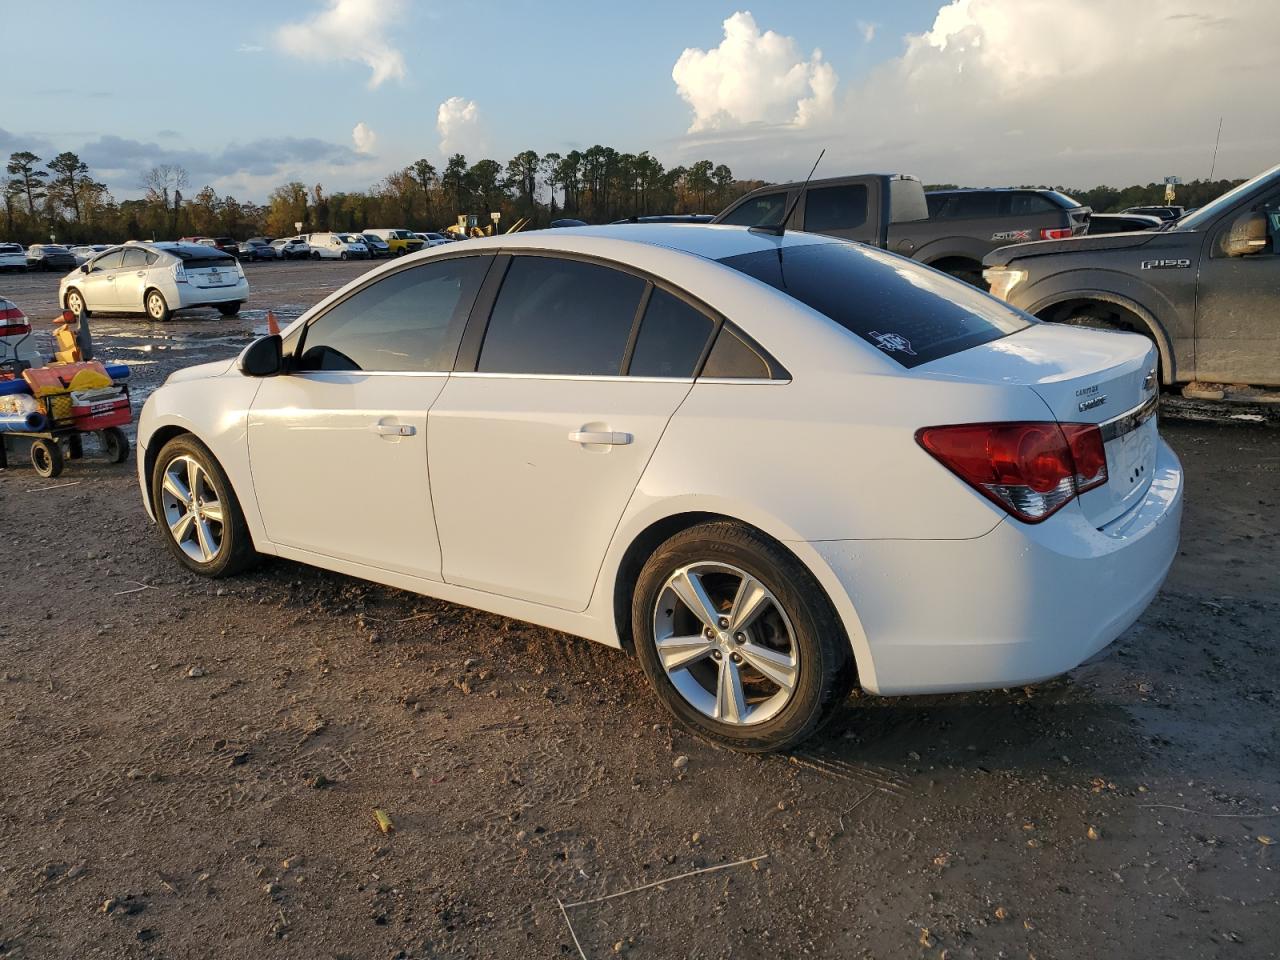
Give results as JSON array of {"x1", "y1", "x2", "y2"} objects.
[{"x1": 1, "y1": 260, "x2": 1278, "y2": 959}]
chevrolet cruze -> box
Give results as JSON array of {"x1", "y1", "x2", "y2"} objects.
[
  {"x1": 136, "y1": 225, "x2": 1183, "y2": 752},
  {"x1": 61, "y1": 241, "x2": 248, "y2": 321}
]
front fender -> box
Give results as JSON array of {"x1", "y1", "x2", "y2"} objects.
[{"x1": 136, "y1": 373, "x2": 271, "y2": 550}]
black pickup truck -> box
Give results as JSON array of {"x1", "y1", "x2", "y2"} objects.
[
  {"x1": 984, "y1": 163, "x2": 1280, "y2": 388},
  {"x1": 711, "y1": 175, "x2": 1089, "y2": 284}
]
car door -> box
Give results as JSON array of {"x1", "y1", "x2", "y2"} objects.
[
  {"x1": 113, "y1": 247, "x2": 153, "y2": 310},
  {"x1": 428, "y1": 254, "x2": 713, "y2": 611},
  {"x1": 80, "y1": 249, "x2": 125, "y2": 309},
  {"x1": 1193, "y1": 189, "x2": 1280, "y2": 385},
  {"x1": 246, "y1": 255, "x2": 491, "y2": 578}
]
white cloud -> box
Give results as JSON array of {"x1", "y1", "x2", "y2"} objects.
[
  {"x1": 858, "y1": 20, "x2": 876, "y2": 43},
  {"x1": 237, "y1": 43, "x2": 264, "y2": 54},
  {"x1": 352, "y1": 121, "x2": 377, "y2": 155},
  {"x1": 677, "y1": 1, "x2": 1280, "y2": 187},
  {"x1": 436, "y1": 97, "x2": 486, "y2": 157},
  {"x1": 672, "y1": 11, "x2": 838, "y2": 132},
  {"x1": 276, "y1": 0, "x2": 407, "y2": 89}
]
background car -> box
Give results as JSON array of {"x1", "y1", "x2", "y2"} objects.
[
  {"x1": 414, "y1": 231, "x2": 454, "y2": 247},
  {"x1": 136, "y1": 224, "x2": 1181, "y2": 753},
  {"x1": 1086, "y1": 213, "x2": 1164, "y2": 235},
  {"x1": 363, "y1": 228, "x2": 424, "y2": 255},
  {"x1": 307, "y1": 232, "x2": 369, "y2": 260},
  {"x1": 238, "y1": 239, "x2": 279, "y2": 261},
  {"x1": 25, "y1": 244, "x2": 77, "y2": 272},
  {"x1": 1122, "y1": 205, "x2": 1185, "y2": 221},
  {"x1": 610, "y1": 214, "x2": 715, "y2": 224},
  {"x1": 60, "y1": 241, "x2": 248, "y2": 322},
  {"x1": 270, "y1": 237, "x2": 310, "y2": 260},
  {"x1": 68, "y1": 243, "x2": 112, "y2": 265},
  {"x1": 360, "y1": 233, "x2": 391, "y2": 258},
  {"x1": 0, "y1": 243, "x2": 26, "y2": 272}
]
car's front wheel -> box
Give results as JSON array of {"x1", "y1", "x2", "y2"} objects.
[
  {"x1": 632, "y1": 521, "x2": 854, "y2": 753},
  {"x1": 151, "y1": 435, "x2": 258, "y2": 577},
  {"x1": 65, "y1": 288, "x2": 90, "y2": 318},
  {"x1": 145, "y1": 290, "x2": 171, "y2": 322}
]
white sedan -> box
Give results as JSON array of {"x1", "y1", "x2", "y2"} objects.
[
  {"x1": 136, "y1": 225, "x2": 1183, "y2": 752},
  {"x1": 60, "y1": 241, "x2": 249, "y2": 321}
]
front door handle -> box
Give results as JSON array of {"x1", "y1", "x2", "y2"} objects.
[
  {"x1": 372, "y1": 422, "x2": 415, "y2": 437},
  {"x1": 568, "y1": 430, "x2": 632, "y2": 445}
]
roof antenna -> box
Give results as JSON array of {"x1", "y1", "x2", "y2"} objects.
[{"x1": 754, "y1": 148, "x2": 825, "y2": 237}]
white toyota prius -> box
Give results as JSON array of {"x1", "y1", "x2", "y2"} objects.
[{"x1": 137, "y1": 225, "x2": 1183, "y2": 752}]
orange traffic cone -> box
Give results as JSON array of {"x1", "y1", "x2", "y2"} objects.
[{"x1": 267, "y1": 310, "x2": 280, "y2": 335}]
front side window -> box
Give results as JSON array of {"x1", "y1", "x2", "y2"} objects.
[
  {"x1": 91, "y1": 250, "x2": 125, "y2": 272},
  {"x1": 478, "y1": 256, "x2": 645, "y2": 376},
  {"x1": 718, "y1": 192, "x2": 787, "y2": 228},
  {"x1": 627, "y1": 289, "x2": 714, "y2": 378},
  {"x1": 719, "y1": 241, "x2": 1030, "y2": 369},
  {"x1": 803, "y1": 184, "x2": 868, "y2": 232},
  {"x1": 295, "y1": 257, "x2": 488, "y2": 373}
]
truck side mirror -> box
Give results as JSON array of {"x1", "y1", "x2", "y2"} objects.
[
  {"x1": 1222, "y1": 211, "x2": 1269, "y2": 257},
  {"x1": 238, "y1": 334, "x2": 282, "y2": 377}
]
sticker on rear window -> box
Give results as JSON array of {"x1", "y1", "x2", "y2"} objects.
[{"x1": 869, "y1": 331, "x2": 916, "y2": 355}]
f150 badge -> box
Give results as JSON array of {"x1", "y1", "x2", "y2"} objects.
[
  {"x1": 869, "y1": 331, "x2": 916, "y2": 355},
  {"x1": 992, "y1": 229, "x2": 1031, "y2": 242},
  {"x1": 1141, "y1": 258, "x2": 1191, "y2": 270}
]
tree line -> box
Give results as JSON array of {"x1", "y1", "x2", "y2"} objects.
[{"x1": 2, "y1": 144, "x2": 1247, "y2": 246}]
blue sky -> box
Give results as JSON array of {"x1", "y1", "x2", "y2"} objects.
[{"x1": 4, "y1": 1, "x2": 1277, "y2": 201}]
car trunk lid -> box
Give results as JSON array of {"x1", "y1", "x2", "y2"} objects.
[{"x1": 922, "y1": 323, "x2": 1160, "y2": 527}]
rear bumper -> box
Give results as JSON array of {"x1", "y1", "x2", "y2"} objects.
[
  {"x1": 814, "y1": 438, "x2": 1183, "y2": 695},
  {"x1": 174, "y1": 280, "x2": 249, "y2": 307}
]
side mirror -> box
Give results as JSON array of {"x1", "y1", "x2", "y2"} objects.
[
  {"x1": 80, "y1": 264, "x2": 89, "y2": 273},
  {"x1": 1222, "y1": 211, "x2": 1269, "y2": 257},
  {"x1": 239, "y1": 334, "x2": 283, "y2": 377}
]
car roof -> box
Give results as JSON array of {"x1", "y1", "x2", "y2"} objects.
[
  {"x1": 143, "y1": 241, "x2": 235, "y2": 257},
  {"x1": 926, "y1": 187, "x2": 1056, "y2": 194},
  {"x1": 492, "y1": 223, "x2": 841, "y2": 262}
]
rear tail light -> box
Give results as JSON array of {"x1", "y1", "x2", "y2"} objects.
[
  {"x1": 916, "y1": 421, "x2": 1108, "y2": 523},
  {"x1": 172, "y1": 262, "x2": 188, "y2": 283},
  {"x1": 0, "y1": 304, "x2": 30, "y2": 337},
  {"x1": 1040, "y1": 227, "x2": 1073, "y2": 240}
]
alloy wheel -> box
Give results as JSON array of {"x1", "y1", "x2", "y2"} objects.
[
  {"x1": 159, "y1": 454, "x2": 224, "y2": 563},
  {"x1": 147, "y1": 293, "x2": 165, "y2": 319},
  {"x1": 653, "y1": 562, "x2": 799, "y2": 726},
  {"x1": 67, "y1": 291, "x2": 84, "y2": 315}
]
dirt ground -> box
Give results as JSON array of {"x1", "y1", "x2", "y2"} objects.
[{"x1": 1, "y1": 261, "x2": 1278, "y2": 959}]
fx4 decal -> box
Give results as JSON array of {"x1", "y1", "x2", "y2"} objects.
[
  {"x1": 992, "y1": 229, "x2": 1031, "y2": 242},
  {"x1": 1141, "y1": 258, "x2": 1191, "y2": 270}
]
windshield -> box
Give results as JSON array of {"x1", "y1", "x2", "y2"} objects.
[
  {"x1": 340, "y1": 234, "x2": 361, "y2": 243},
  {"x1": 1176, "y1": 163, "x2": 1280, "y2": 232}
]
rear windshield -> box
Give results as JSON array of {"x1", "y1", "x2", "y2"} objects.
[{"x1": 717, "y1": 241, "x2": 1031, "y2": 369}]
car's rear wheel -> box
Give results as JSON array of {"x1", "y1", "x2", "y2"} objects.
[
  {"x1": 216, "y1": 301, "x2": 241, "y2": 317},
  {"x1": 65, "y1": 288, "x2": 90, "y2": 318},
  {"x1": 632, "y1": 521, "x2": 854, "y2": 753},
  {"x1": 311, "y1": 251, "x2": 321, "y2": 261},
  {"x1": 145, "y1": 290, "x2": 171, "y2": 322},
  {"x1": 340, "y1": 252, "x2": 349, "y2": 261},
  {"x1": 151, "y1": 435, "x2": 258, "y2": 577}
]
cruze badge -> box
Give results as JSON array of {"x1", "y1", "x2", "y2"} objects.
[
  {"x1": 869, "y1": 331, "x2": 916, "y2": 355},
  {"x1": 1078, "y1": 394, "x2": 1108, "y2": 412}
]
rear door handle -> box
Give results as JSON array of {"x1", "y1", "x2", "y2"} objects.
[
  {"x1": 372, "y1": 422, "x2": 415, "y2": 437},
  {"x1": 568, "y1": 430, "x2": 632, "y2": 445}
]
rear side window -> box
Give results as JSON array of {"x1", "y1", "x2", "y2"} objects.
[
  {"x1": 627, "y1": 289, "x2": 714, "y2": 378},
  {"x1": 121, "y1": 248, "x2": 149, "y2": 268},
  {"x1": 719, "y1": 192, "x2": 787, "y2": 228},
  {"x1": 803, "y1": 184, "x2": 868, "y2": 232},
  {"x1": 1009, "y1": 193, "x2": 1059, "y2": 215},
  {"x1": 701, "y1": 327, "x2": 770, "y2": 379},
  {"x1": 478, "y1": 256, "x2": 645, "y2": 376},
  {"x1": 718, "y1": 242, "x2": 1030, "y2": 369},
  {"x1": 927, "y1": 192, "x2": 1002, "y2": 219},
  {"x1": 296, "y1": 257, "x2": 488, "y2": 373}
]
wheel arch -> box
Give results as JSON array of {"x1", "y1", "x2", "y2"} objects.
[
  {"x1": 606, "y1": 508, "x2": 875, "y2": 691},
  {"x1": 1031, "y1": 291, "x2": 1177, "y2": 384}
]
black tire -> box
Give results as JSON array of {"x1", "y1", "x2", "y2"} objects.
[
  {"x1": 65, "y1": 288, "x2": 91, "y2": 318},
  {"x1": 145, "y1": 289, "x2": 171, "y2": 322},
  {"x1": 632, "y1": 521, "x2": 854, "y2": 753},
  {"x1": 216, "y1": 301, "x2": 242, "y2": 317},
  {"x1": 30, "y1": 439, "x2": 64, "y2": 478},
  {"x1": 150, "y1": 434, "x2": 259, "y2": 578},
  {"x1": 101, "y1": 426, "x2": 129, "y2": 464},
  {"x1": 311, "y1": 251, "x2": 321, "y2": 261},
  {"x1": 339, "y1": 251, "x2": 349, "y2": 261}
]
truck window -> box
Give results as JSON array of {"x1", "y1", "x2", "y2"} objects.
[
  {"x1": 719, "y1": 192, "x2": 787, "y2": 228},
  {"x1": 803, "y1": 184, "x2": 868, "y2": 232},
  {"x1": 718, "y1": 241, "x2": 1030, "y2": 369},
  {"x1": 1009, "y1": 193, "x2": 1059, "y2": 215},
  {"x1": 928, "y1": 192, "x2": 1002, "y2": 220},
  {"x1": 889, "y1": 178, "x2": 929, "y2": 223}
]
